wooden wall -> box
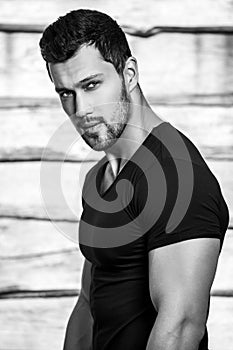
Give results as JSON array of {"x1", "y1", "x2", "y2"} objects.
[{"x1": 0, "y1": 1, "x2": 233, "y2": 349}]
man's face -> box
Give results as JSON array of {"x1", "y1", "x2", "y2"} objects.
[{"x1": 49, "y1": 45, "x2": 131, "y2": 151}]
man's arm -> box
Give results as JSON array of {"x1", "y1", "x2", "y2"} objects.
[
  {"x1": 146, "y1": 238, "x2": 220, "y2": 350},
  {"x1": 63, "y1": 259, "x2": 93, "y2": 350}
]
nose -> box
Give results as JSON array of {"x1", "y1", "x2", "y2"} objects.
[{"x1": 75, "y1": 92, "x2": 93, "y2": 118}]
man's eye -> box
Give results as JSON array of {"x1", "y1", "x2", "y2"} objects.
[
  {"x1": 60, "y1": 91, "x2": 73, "y2": 99},
  {"x1": 84, "y1": 81, "x2": 100, "y2": 91}
]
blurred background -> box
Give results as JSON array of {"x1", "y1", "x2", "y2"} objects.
[{"x1": 0, "y1": 0, "x2": 233, "y2": 349}]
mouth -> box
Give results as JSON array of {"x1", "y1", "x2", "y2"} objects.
[
  {"x1": 81, "y1": 122, "x2": 102, "y2": 133},
  {"x1": 82, "y1": 123, "x2": 99, "y2": 129},
  {"x1": 80, "y1": 121, "x2": 103, "y2": 130}
]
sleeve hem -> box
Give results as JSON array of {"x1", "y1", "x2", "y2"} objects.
[{"x1": 147, "y1": 232, "x2": 222, "y2": 253}]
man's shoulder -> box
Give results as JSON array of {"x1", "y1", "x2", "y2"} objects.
[
  {"x1": 141, "y1": 122, "x2": 220, "y2": 196},
  {"x1": 149, "y1": 121, "x2": 208, "y2": 168}
]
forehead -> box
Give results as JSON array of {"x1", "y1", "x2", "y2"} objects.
[{"x1": 48, "y1": 45, "x2": 119, "y2": 87}]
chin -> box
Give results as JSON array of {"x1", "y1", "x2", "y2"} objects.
[{"x1": 82, "y1": 134, "x2": 118, "y2": 152}]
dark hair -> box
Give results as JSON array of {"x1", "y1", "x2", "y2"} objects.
[{"x1": 39, "y1": 9, "x2": 132, "y2": 75}]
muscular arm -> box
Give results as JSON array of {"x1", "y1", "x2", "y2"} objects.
[
  {"x1": 146, "y1": 238, "x2": 220, "y2": 350},
  {"x1": 63, "y1": 259, "x2": 93, "y2": 350}
]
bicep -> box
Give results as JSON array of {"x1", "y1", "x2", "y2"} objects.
[{"x1": 148, "y1": 238, "x2": 220, "y2": 319}]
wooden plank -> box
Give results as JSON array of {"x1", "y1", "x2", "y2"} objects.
[
  {"x1": 0, "y1": 289, "x2": 79, "y2": 299},
  {"x1": 0, "y1": 97, "x2": 59, "y2": 109},
  {"x1": 0, "y1": 217, "x2": 232, "y2": 292},
  {"x1": 1, "y1": 0, "x2": 233, "y2": 27},
  {"x1": 0, "y1": 249, "x2": 83, "y2": 291},
  {"x1": 0, "y1": 160, "x2": 232, "y2": 224},
  {"x1": 0, "y1": 106, "x2": 102, "y2": 162},
  {"x1": 0, "y1": 297, "x2": 75, "y2": 350},
  {"x1": 1, "y1": 32, "x2": 233, "y2": 104},
  {"x1": 135, "y1": 33, "x2": 233, "y2": 102},
  {"x1": 208, "y1": 297, "x2": 233, "y2": 350},
  {"x1": 2, "y1": 23, "x2": 233, "y2": 35},
  {"x1": 0, "y1": 23, "x2": 46, "y2": 33},
  {"x1": 0, "y1": 106, "x2": 233, "y2": 161},
  {"x1": 0, "y1": 218, "x2": 84, "y2": 291},
  {"x1": 212, "y1": 229, "x2": 233, "y2": 292},
  {"x1": 0, "y1": 219, "x2": 84, "y2": 291},
  {"x1": 0, "y1": 296, "x2": 232, "y2": 350},
  {"x1": 0, "y1": 161, "x2": 94, "y2": 221},
  {"x1": 0, "y1": 218, "x2": 77, "y2": 258}
]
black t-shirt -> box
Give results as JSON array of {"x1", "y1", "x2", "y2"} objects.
[{"x1": 79, "y1": 122, "x2": 229, "y2": 350}]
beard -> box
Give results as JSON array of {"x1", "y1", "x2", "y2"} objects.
[{"x1": 81, "y1": 78, "x2": 131, "y2": 151}]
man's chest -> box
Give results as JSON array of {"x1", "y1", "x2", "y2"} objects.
[
  {"x1": 79, "y1": 159, "x2": 148, "y2": 264},
  {"x1": 79, "y1": 202, "x2": 146, "y2": 267}
]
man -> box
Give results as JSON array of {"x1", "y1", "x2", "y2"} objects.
[{"x1": 39, "y1": 9, "x2": 229, "y2": 350}]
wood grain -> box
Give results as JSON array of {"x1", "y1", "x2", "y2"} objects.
[
  {"x1": 0, "y1": 219, "x2": 83, "y2": 291},
  {"x1": 1, "y1": 32, "x2": 233, "y2": 104},
  {"x1": 1, "y1": 0, "x2": 233, "y2": 27},
  {"x1": 0, "y1": 218, "x2": 77, "y2": 258},
  {"x1": 207, "y1": 297, "x2": 233, "y2": 350},
  {"x1": 0, "y1": 106, "x2": 233, "y2": 161},
  {"x1": 1, "y1": 249, "x2": 83, "y2": 291},
  {"x1": 212, "y1": 230, "x2": 233, "y2": 292},
  {"x1": 0, "y1": 106, "x2": 102, "y2": 162},
  {"x1": 0, "y1": 161, "x2": 94, "y2": 221},
  {"x1": 0, "y1": 297, "x2": 74, "y2": 350},
  {"x1": 2, "y1": 23, "x2": 233, "y2": 35},
  {"x1": 136, "y1": 34, "x2": 233, "y2": 102}
]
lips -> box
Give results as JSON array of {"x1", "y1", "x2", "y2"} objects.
[{"x1": 80, "y1": 120, "x2": 102, "y2": 130}]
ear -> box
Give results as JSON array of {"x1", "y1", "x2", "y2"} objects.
[{"x1": 123, "y1": 56, "x2": 139, "y2": 93}]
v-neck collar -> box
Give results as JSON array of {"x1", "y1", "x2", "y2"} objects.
[{"x1": 97, "y1": 122, "x2": 169, "y2": 197}]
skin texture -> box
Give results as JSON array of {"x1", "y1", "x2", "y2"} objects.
[
  {"x1": 48, "y1": 44, "x2": 222, "y2": 350},
  {"x1": 49, "y1": 45, "x2": 131, "y2": 152}
]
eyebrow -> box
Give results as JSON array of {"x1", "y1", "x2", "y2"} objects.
[{"x1": 55, "y1": 73, "x2": 104, "y2": 93}]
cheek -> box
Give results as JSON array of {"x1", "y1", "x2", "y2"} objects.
[
  {"x1": 60, "y1": 98, "x2": 75, "y2": 118},
  {"x1": 96, "y1": 81, "x2": 122, "y2": 113}
]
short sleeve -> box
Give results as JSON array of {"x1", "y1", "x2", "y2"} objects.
[{"x1": 135, "y1": 157, "x2": 227, "y2": 252}]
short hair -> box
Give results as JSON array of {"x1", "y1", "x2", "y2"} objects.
[{"x1": 39, "y1": 9, "x2": 132, "y2": 75}]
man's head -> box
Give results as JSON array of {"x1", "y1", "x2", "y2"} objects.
[
  {"x1": 40, "y1": 9, "x2": 132, "y2": 76},
  {"x1": 39, "y1": 9, "x2": 138, "y2": 151}
]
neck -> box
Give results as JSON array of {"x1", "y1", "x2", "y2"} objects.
[{"x1": 105, "y1": 89, "x2": 164, "y2": 166}]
